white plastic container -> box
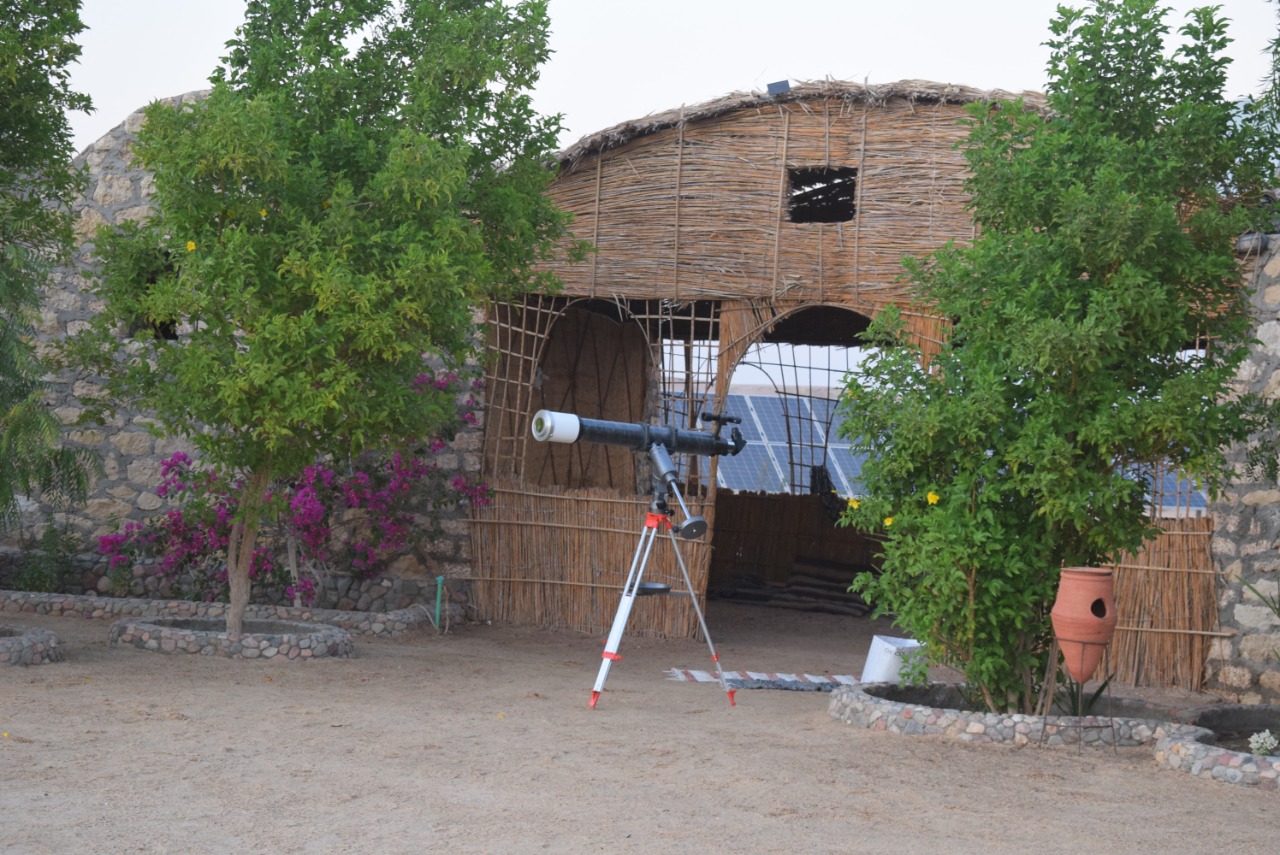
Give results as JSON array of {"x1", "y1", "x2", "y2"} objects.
[{"x1": 860, "y1": 635, "x2": 923, "y2": 683}]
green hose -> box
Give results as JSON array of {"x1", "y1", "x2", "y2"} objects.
[{"x1": 434, "y1": 575, "x2": 444, "y2": 630}]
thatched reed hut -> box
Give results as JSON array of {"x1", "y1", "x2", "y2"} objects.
[
  {"x1": 469, "y1": 80, "x2": 1044, "y2": 639},
  {"x1": 467, "y1": 78, "x2": 1223, "y2": 692}
]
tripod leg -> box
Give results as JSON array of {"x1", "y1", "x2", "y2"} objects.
[
  {"x1": 665, "y1": 528, "x2": 736, "y2": 706},
  {"x1": 590, "y1": 521, "x2": 660, "y2": 709}
]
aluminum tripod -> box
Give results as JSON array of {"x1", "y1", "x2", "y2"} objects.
[{"x1": 589, "y1": 442, "x2": 736, "y2": 709}]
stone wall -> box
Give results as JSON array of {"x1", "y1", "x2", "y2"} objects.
[
  {"x1": 1208, "y1": 236, "x2": 1280, "y2": 703},
  {"x1": 3, "y1": 93, "x2": 479, "y2": 616}
]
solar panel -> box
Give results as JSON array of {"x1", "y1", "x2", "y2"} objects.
[
  {"x1": 717, "y1": 442, "x2": 785, "y2": 493},
  {"x1": 1151, "y1": 471, "x2": 1207, "y2": 510},
  {"x1": 826, "y1": 445, "x2": 867, "y2": 496},
  {"x1": 726, "y1": 393, "x2": 763, "y2": 441},
  {"x1": 809, "y1": 395, "x2": 850, "y2": 442},
  {"x1": 783, "y1": 394, "x2": 828, "y2": 451},
  {"x1": 749, "y1": 395, "x2": 793, "y2": 445}
]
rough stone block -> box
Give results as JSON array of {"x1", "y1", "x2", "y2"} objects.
[
  {"x1": 93, "y1": 174, "x2": 135, "y2": 207},
  {"x1": 126, "y1": 459, "x2": 162, "y2": 486},
  {"x1": 116, "y1": 205, "x2": 153, "y2": 223},
  {"x1": 1234, "y1": 604, "x2": 1280, "y2": 631},
  {"x1": 110, "y1": 432, "x2": 153, "y2": 456},
  {"x1": 1219, "y1": 665, "x2": 1255, "y2": 689},
  {"x1": 1260, "y1": 669, "x2": 1280, "y2": 695},
  {"x1": 53, "y1": 407, "x2": 83, "y2": 425},
  {"x1": 69, "y1": 429, "x2": 105, "y2": 446},
  {"x1": 1264, "y1": 250, "x2": 1280, "y2": 279},
  {"x1": 84, "y1": 497, "x2": 134, "y2": 522},
  {"x1": 1212, "y1": 538, "x2": 1238, "y2": 558},
  {"x1": 1239, "y1": 633, "x2": 1280, "y2": 662},
  {"x1": 1243, "y1": 578, "x2": 1280, "y2": 602},
  {"x1": 1242, "y1": 540, "x2": 1274, "y2": 556},
  {"x1": 71, "y1": 381, "x2": 108, "y2": 400},
  {"x1": 1240, "y1": 359, "x2": 1268, "y2": 386},
  {"x1": 74, "y1": 207, "x2": 106, "y2": 241}
]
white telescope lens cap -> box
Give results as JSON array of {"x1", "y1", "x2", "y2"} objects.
[{"x1": 531, "y1": 410, "x2": 581, "y2": 443}]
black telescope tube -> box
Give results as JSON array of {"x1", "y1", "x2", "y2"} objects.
[{"x1": 532, "y1": 409, "x2": 741, "y2": 457}]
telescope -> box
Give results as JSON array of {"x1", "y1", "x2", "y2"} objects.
[
  {"x1": 531, "y1": 407, "x2": 746, "y2": 709},
  {"x1": 530, "y1": 410, "x2": 746, "y2": 458}
]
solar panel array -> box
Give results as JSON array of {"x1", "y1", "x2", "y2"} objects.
[
  {"x1": 662, "y1": 393, "x2": 1206, "y2": 515},
  {"x1": 662, "y1": 392, "x2": 864, "y2": 496}
]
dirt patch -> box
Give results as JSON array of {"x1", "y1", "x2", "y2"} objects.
[{"x1": 0, "y1": 602, "x2": 1273, "y2": 854}]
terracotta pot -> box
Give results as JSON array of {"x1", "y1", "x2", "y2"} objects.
[{"x1": 1050, "y1": 567, "x2": 1118, "y2": 683}]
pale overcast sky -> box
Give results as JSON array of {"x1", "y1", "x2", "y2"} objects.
[{"x1": 68, "y1": 0, "x2": 1278, "y2": 156}]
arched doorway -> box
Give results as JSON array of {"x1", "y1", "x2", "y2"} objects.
[{"x1": 708, "y1": 305, "x2": 881, "y2": 617}]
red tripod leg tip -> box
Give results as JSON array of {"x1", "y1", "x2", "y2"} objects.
[
  {"x1": 726, "y1": 689, "x2": 736, "y2": 707},
  {"x1": 589, "y1": 690, "x2": 600, "y2": 709}
]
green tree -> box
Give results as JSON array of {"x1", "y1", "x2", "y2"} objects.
[
  {"x1": 840, "y1": 0, "x2": 1277, "y2": 713},
  {"x1": 0, "y1": 0, "x2": 95, "y2": 531},
  {"x1": 68, "y1": 0, "x2": 579, "y2": 633}
]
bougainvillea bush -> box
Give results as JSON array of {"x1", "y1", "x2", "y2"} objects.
[{"x1": 99, "y1": 372, "x2": 490, "y2": 606}]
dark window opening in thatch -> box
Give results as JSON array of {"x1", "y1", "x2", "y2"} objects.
[{"x1": 787, "y1": 167, "x2": 857, "y2": 224}]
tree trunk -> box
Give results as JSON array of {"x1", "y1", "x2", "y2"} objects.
[{"x1": 225, "y1": 466, "x2": 272, "y2": 636}]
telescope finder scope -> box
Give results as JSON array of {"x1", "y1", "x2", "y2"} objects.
[{"x1": 531, "y1": 410, "x2": 745, "y2": 457}]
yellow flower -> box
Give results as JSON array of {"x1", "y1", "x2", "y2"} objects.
[
  {"x1": 186, "y1": 240, "x2": 196, "y2": 252},
  {"x1": 259, "y1": 208, "x2": 268, "y2": 218},
  {"x1": 884, "y1": 516, "x2": 894, "y2": 527},
  {"x1": 927, "y1": 491, "x2": 940, "y2": 505},
  {"x1": 847, "y1": 498, "x2": 860, "y2": 510}
]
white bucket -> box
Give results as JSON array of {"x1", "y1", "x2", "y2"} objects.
[{"x1": 860, "y1": 635, "x2": 923, "y2": 683}]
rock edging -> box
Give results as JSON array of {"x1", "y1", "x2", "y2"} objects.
[
  {"x1": 1154, "y1": 730, "x2": 1280, "y2": 789},
  {"x1": 0, "y1": 624, "x2": 65, "y2": 666},
  {"x1": 0, "y1": 590, "x2": 433, "y2": 638},
  {"x1": 107, "y1": 616, "x2": 354, "y2": 660},
  {"x1": 828, "y1": 682, "x2": 1201, "y2": 748},
  {"x1": 829, "y1": 682, "x2": 1279, "y2": 791}
]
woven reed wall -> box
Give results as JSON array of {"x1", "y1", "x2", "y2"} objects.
[
  {"x1": 469, "y1": 478, "x2": 713, "y2": 638},
  {"x1": 709, "y1": 492, "x2": 879, "y2": 587},
  {"x1": 1111, "y1": 516, "x2": 1219, "y2": 690},
  {"x1": 545, "y1": 96, "x2": 975, "y2": 306}
]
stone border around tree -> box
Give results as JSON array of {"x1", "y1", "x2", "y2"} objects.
[
  {"x1": 829, "y1": 683, "x2": 1278, "y2": 791},
  {"x1": 107, "y1": 616, "x2": 354, "y2": 660},
  {"x1": 1155, "y1": 731, "x2": 1280, "y2": 789},
  {"x1": 0, "y1": 625, "x2": 65, "y2": 666},
  {"x1": 0, "y1": 590, "x2": 434, "y2": 638}
]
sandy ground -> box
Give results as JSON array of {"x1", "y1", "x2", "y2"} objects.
[{"x1": 0, "y1": 601, "x2": 1275, "y2": 855}]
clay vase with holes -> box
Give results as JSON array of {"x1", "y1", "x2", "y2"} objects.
[{"x1": 1050, "y1": 567, "x2": 1118, "y2": 683}]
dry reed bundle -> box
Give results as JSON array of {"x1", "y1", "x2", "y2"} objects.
[
  {"x1": 1110, "y1": 516, "x2": 1220, "y2": 690},
  {"x1": 467, "y1": 478, "x2": 714, "y2": 637}
]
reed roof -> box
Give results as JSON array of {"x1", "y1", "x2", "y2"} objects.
[{"x1": 556, "y1": 79, "x2": 1046, "y2": 168}]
